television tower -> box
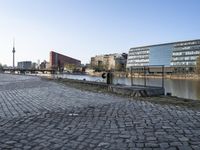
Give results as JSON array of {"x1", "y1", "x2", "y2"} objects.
[{"x1": 12, "y1": 38, "x2": 15, "y2": 68}]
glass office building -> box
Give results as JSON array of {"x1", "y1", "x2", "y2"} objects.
[{"x1": 127, "y1": 39, "x2": 200, "y2": 70}]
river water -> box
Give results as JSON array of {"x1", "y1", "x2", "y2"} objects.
[{"x1": 54, "y1": 74, "x2": 200, "y2": 100}]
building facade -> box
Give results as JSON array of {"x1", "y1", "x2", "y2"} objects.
[
  {"x1": 127, "y1": 39, "x2": 200, "y2": 71},
  {"x1": 39, "y1": 60, "x2": 50, "y2": 69},
  {"x1": 50, "y1": 51, "x2": 81, "y2": 69},
  {"x1": 90, "y1": 53, "x2": 127, "y2": 71},
  {"x1": 115, "y1": 53, "x2": 128, "y2": 71},
  {"x1": 17, "y1": 61, "x2": 32, "y2": 69}
]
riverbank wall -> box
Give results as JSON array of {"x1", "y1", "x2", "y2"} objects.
[
  {"x1": 46, "y1": 77, "x2": 165, "y2": 97},
  {"x1": 89, "y1": 71, "x2": 200, "y2": 80}
]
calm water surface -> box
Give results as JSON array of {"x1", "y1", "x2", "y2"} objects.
[{"x1": 55, "y1": 74, "x2": 200, "y2": 100}]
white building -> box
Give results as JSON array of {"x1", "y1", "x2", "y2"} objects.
[{"x1": 17, "y1": 61, "x2": 32, "y2": 69}]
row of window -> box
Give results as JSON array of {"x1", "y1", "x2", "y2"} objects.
[
  {"x1": 129, "y1": 51, "x2": 149, "y2": 56},
  {"x1": 127, "y1": 63, "x2": 148, "y2": 67},
  {"x1": 129, "y1": 48, "x2": 149, "y2": 53},
  {"x1": 171, "y1": 56, "x2": 198, "y2": 61},
  {"x1": 171, "y1": 61, "x2": 196, "y2": 66},
  {"x1": 173, "y1": 45, "x2": 200, "y2": 51},
  {"x1": 175, "y1": 41, "x2": 200, "y2": 47},
  {"x1": 172, "y1": 50, "x2": 200, "y2": 56},
  {"x1": 128, "y1": 55, "x2": 149, "y2": 59},
  {"x1": 128, "y1": 59, "x2": 149, "y2": 63}
]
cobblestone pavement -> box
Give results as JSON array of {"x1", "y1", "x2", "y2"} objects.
[{"x1": 0, "y1": 74, "x2": 200, "y2": 150}]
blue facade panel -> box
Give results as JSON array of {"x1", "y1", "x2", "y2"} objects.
[{"x1": 149, "y1": 44, "x2": 173, "y2": 67}]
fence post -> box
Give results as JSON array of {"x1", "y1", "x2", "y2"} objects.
[
  {"x1": 144, "y1": 66, "x2": 146, "y2": 86},
  {"x1": 131, "y1": 67, "x2": 133, "y2": 86},
  {"x1": 162, "y1": 65, "x2": 164, "y2": 88}
]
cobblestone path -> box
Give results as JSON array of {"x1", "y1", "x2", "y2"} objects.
[{"x1": 0, "y1": 74, "x2": 200, "y2": 150}]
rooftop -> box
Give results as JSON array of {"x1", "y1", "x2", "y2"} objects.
[{"x1": 130, "y1": 39, "x2": 200, "y2": 50}]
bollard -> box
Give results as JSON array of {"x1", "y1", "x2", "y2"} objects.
[
  {"x1": 106, "y1": 71, "x2": 113, "y2": 84},
  {"x1": 166, "y1": 92, "x2": 172, "y2": 96}
]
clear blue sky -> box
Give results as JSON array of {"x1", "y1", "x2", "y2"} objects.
[{"x1": 0, "y1": 0, "x2": 200, "y2": 66}]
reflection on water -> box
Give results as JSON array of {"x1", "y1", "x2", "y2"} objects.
[
  {"x1": 55, "y1": 74, "x2": 200, "y2": 100},
  {"x1": 165, "y1": 79, "x2": 200, "y2": 100}
]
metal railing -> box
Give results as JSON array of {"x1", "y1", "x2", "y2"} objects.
[{"x1": 129, "y1": 65, "x2": 165, "y2": 88}]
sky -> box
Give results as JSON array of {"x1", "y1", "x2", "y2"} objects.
[{"x1": 0, "y1": 0, "x2": 200, "y2": 66}]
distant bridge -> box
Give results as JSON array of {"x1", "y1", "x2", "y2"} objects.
[{"x1": 2, "y1": 68, "x2": 56, "y2": 74}]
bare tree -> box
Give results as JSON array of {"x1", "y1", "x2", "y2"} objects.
[
  {"x1": 196, "y1": 55, "x2": 200, "y2": 75},
  {"x1": 0, "y1": 63, "x2": 2, "y2": 71}
]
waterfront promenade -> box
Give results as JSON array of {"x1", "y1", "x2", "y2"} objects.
[{"x1": 0, "y1": 74, "x2": 200, "y2": 149}]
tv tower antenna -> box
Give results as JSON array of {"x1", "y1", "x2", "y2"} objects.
[{"x1": 12, "y1": 38, "x2": 16, "y2": 68}]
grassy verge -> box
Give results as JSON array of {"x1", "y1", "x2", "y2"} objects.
[
  {"x1": 43, "y1": 77, "x2": 200, "y2": 110},
  {"x1": 140, "y1": 96, "x2": 200, "y2": 110}
]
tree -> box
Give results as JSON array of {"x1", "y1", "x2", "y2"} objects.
[
  {"x1": 64, "y1": 63, "x2": 76, "y2": 72},
  {"x1": 196, "y1": 55, "x2": 200, "y2": 75},
  {"x1": 0, "y1": 63, "x2": 2, "y2": 71}
]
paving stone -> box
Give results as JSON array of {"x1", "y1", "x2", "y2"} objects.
[
  {"x1": 159, "y1": 142, "x2": 169, "y2": 148},
  {"x1": 118, "y1": 134, "x2": 130, "y2": 139},
  {"x1": 178, "y1": 137, "x2": 189, "y2": 142},
  {"x1": 145, "y1": 143, "x2": 159, "y2": 148},
  {"x1": 170, "y1": 141, "x2": 183, "y2": 146},
  {"x1": 0, "y1": 74, "x2": 199, "y2": 150},
  {"x1": 146, "y1": 137, "x2": 157, "y2": 141},
  {"x1": 5, "y1": 140, "x2": 17, "y2": 145},
  {"x1": 177, "y1": 146, "x2": 193, "y2": 150},
  {"x1": 136, "y1": 143, "x2": 144, "y2": 148}
]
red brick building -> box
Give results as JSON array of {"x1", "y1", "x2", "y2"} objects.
[{"x1": 50, "y1": 51, "x2": 81, "y2": 69}]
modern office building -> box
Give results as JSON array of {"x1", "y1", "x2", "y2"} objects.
[
  {"x1": 50, "y1": 51, "x2": 81, "y2": 69},
  {"x1": 17, "y1": 61, "x2": 32, "y2": 69},
  {"x1": 127, "y1": 39, "x2": 200, "y2": 71}
]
